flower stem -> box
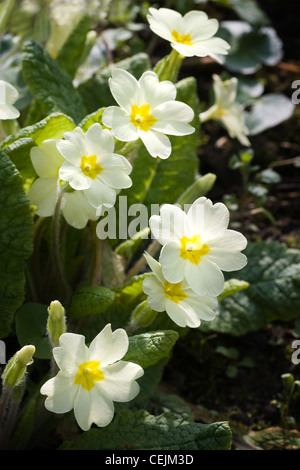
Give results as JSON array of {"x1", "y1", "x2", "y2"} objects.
[{"x1": 52, "y1": 184, "x2": 71, "y2": 302}]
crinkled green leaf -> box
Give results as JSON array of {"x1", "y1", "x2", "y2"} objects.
[
  {"x1": 68, "y1": 286, "x2": 116, "y2": 319},
  {"x1": 15, "y1": 302, "x2": 51, "y2": 359},
  {"x1": 0, "y1": 150, "x2": 33, "y2": 338},
  {"x1": 3, "y1": 138, "x2": 36, "y2": 192},
  {"x1": 123, "y1": 330, "x2": 179, "y2": 369},
  {"x1": 22, "y1": 40, "x2": 86, "y2": 123},
  {"x1": 1, "y1": 112, "x2": 75, "y2": 148},
  {"x1": 201, "y1": 241, "x2": 300, "y2": 336},
  {"x1": 60, "y1": 409, "x2": 232, "y2": 450},
  {"x1": 78, "y1": 275, "x2": 147, "y2": 343}
]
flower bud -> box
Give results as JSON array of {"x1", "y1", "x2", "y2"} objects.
[
  {"x1": 47, "y1": 300, "x2": 66, "y2": 347},
  {"x1": 2, "y1": 345, "x2": 35, "y2": 389},
  {"x1": 129, "y1": 300, "x2": 157, "y2": 332}
]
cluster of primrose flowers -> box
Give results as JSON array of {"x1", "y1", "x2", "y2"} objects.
[{"x1": 0, "y1": 7, "x2": 249, "y2": 433}]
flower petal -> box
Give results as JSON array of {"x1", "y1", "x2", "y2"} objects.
[
  {"x1": 147, "y1": 7, "x2": 181, "y2": 42},
  {"x1": 109, "y1": 68, "x2": 139, "y2": 111},
  {"x1": 143, "y1": 252, "x2": 165, "y2": 284},
  {"x1": 74, "y1": 386, "x2": 114, "y2": 430},
  {"x1": 206, "y1": 251, "x2": 248, "y2": 272},
  {"x1": 159, "y1": 241, "x2": 186, "y2": 284},
  {"x1": 186, "y1": 197, "x2": 230, "y2": 241},
  {"x1": 153, "y1": 100, "x2": 194, "y2": 124},
  {"x1": 100, "y1": 361, "x2": 143, "y2": 402},
  {"x1": 183, "y1": 292, "x2": 218, "y2": 322},
  {"x1": 139, "y1": 71, "x2": 177, "y2": 108},
  {"x1": 31, "y1": 140, "x2": 64, "y2": 178},
  {"x1": 102, "y1": 106, "x2": 139, "y2": 142},
  {"x1": 138, "y1": 128, "x2": 171, "y2": 159},
  {"x1": 208, "y1": 229, "x2": 247, "y2": 252},
  {"x1": 184, "y1": 257, "x2": 224, "y2": 296},
  {"x1": 85, "y1": 178, "x2": 116, "y2": 208},
  {"x1": 142, "y1": 275, "x2": 166, "y2": 312},
  {"x1": 165, "y1": 298, "x2": 200, "y2": 328},
  {"x1": 41, "y1": 373, "x2": 77, "y2": 413},
  {"x1": 53, "y1": 333, "x2": 89, "y2": 376},
  {"x1": 59, "y1": 162, "x2": 91, "y2": 190},
  {"x1": 172, "y1": 37, "x2": 230, "y2": 58},
  {"x1": 182, "y1": 11, "x2": 219, "y2": 41},
  {"x1": 85, "y1": 123, "x2": 114, "y2": 157},
  {"x1": 150, "y1": 204, "x2": 188, "y2": 244},
  {"x1": 61, "y1": 191, "x2": 98, "y2": 229},
  {"x1": 99, "y1": 154, "x2": 132, "y2": 189},
  {"x1": 56, "y1": 133, "x2": 84, "y2": 166},
  {"x1": 89, "y1": 323, "x2": 129, "y2": 367},
  {"x1": 28, "y1": 178, "x2": 58, "y2": 217}
]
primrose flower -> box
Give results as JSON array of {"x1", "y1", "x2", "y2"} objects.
[
  {"x1": 143, "y1": 253, "x2": 217, "y2": 328},
  {"x1": 200, "y1": 74, "x2": 250, "y2": 146},
  {"x1": 147, "y1": 8, "x2": 230, "y2": 62},
  {"x1": 57, "y1": 123, "x2": 132, "y2": 209},
  {"x1": 149, "y1": 197, "x2": 247, "y2": 297},
  {"x1": 40, "y1": 324, "x2": 144, "y2": 431},
  {"x1": 28, "y1": 139, "x2": 98, "y2": 229},
  {"x1": 102, "y1": 69, "x2": 195, "y2": 159},
  {"x1": 0, "y1": 80, "x2": 20, "y2": 120}
]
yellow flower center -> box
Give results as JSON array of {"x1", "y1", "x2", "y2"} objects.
[
  {"x1": 171, "y1": 30, "x2": 194, "y2": 45},
  {"x1": 180, "y1": 234, "x2": 210, "y2": 265},
  {"x1": 218, "y1": 108, "x2": 228, "y2": 117},
  {"x1": 130, "y1": 104, "x2": 157, "y2": 132},
  {"x1": 74, "y1": 360, "x2": 104, "y2": 391},
  {"x1": 80, "y1": 155, "x2": 103, "y2": 179},
  {"x1": 163, "y1": 280, "x2": 187, "y2": 304}
]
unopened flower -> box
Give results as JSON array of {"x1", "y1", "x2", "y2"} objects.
[
  {"x1": 28, "y1": 139, "x2": 98, "y2": 229},
  {"x1": 102, "y1": 68, "x2": 195, "y2": 159},
  {"x1": 200, "y1": 74, "x2": 250, "y2": 146},
  {"x1": 57, "y1": 123, "x2": 132, "y2": 209},
  {"x1": 0, "y1": 80, "x2": 20, "y2": 120},
  {"x1": 147, "y1": 8, "x2": 230, "y2": 62},
  {"x1": 2, "y1": 345, "x2": 35, "y2": 389},
  {"x1": 40, "y1": 324, "x2": 144, "y2": 431},
  {"x1": 143, "y1": 253, "x2": 217, "y2": 328},
  {"x1": 149, "y1": 197, "x2": 247, "y2": 297}
]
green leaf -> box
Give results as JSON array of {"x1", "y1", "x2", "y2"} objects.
[
  {"x1": 123, "y1": 77, "x2": 200, "y2": 210},
  {"x1": 219, "y1": 22, "x2": 283, "y2": 74},
  {"x1": 68, "y1": 286, "x2": 116, "y2": 319},
  {"x1": 60, "y1": 409, "x2": 232, "y2": 450},
  {"x1": 1, "y1": 112, "x2": 75, "y2": 148},
  {"x1": 78, "y1": 53, "x2": 151, "y2": 113},
  {"x1": 218, "y1": 278, "x2": 249, "y2": 301},
  {"x1": 201, "y1": 241, "x2": 300, "y2": 336},
  {"x1": 56, "y1": 15, "x2": 91, "y2": 78},
  {"x1": 3, "y1": 138, "x2": 36, "y2": 192},
  {"x1": 78, "y1": 275, "x2": 147, "y2": 343},
  {"x1": 245, "y1": 94, "x2": 295, "y2": 135},
  {"x1": 229, "y1": 0, "x2": 270, "y2": 27},
  {"x1": 123, "y1": 330, "x2": 179, "y2": 369},
  {"x1": 15, "y1": 302, "x2": 51, "y2": 359},
  {"x1": 22, "y1": 40, "x2": 86, "y2": 124},
  {"x1": 0, "y1": 150, "x2": 33, "y2": 338}
]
